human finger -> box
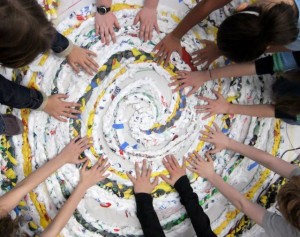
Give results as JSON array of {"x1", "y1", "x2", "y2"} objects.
[
  {"x1": 109, "y1": 27, "x2": 116, "y2": 44},
  {"x1": 127, "y1": 172, "x2": 136, "y2": 184},
  {"x1": 70, "y1": 62, "x2": 80, "y2": 74},
  {"x1": 135, "y1": 162, "x2": 141, "y2": 177},
  {"x1": 212, "y1": 122, "x2": 220, "y2": 132}
]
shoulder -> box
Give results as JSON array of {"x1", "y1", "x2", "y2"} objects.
[
  {"x1": 262, "y1": 211, "x2": 300, "y2": 237},
  {"x1": 289, "y1": 166, "x2": 300, "y2": 178}
]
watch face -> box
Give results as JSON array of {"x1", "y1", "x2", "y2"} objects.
[{"x1": 97, "y1": 6, "x2": 107, "y2": 15}]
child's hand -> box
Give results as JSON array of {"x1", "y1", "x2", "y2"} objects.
[
  {"x1": 195, "y1": 90, "x2": 230, "y2": 119},
  {"x1": 169, "y1": 70, "x2": 210, "y2": 97},
  {"x1": 154, "y1": 33, "x2": 182, "y2": 68},
  {"x1": 67, "y1": 45, "x2": 99, "y2": 76},
  {"x1": 187, "y1": 152, "x2": 215, "y2": 179},
  {"x1": 59, "y1": 136, "x2": 92, "y2": 164},
  {"x1": 79, "y1": 157, "x2": 110, "y2": 189},
  {"x1": 95, "y1": 11, "x2": 120, "y2": 45},
  {"x1": 44, "y1": 94, "x2": 81, "y2": 122},
  {"x1": 160, "y1": 155, "x2": 186, "y2": 186},
  {"x1": 191, "y1": 40, "x2": 221, "y2": 70},
  {"x1": 127, "y1": 160, "x2": 158, "y2": 194},
  {"x1": 200, "y1": 122, "x2": 230, "y2": 154},
  {"x1": 134, "y1": 7, "x2": 159, "y2": 41}
]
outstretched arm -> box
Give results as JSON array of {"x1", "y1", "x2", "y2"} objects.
[
  {"x1": 195, "y1": 90, "x2": 275, "y2": 119},
  {"x1": 161, "y1": 155, "x2": 216, "y2": 237},
  {"x1": 187, "y1": 153, "x2": 266, "y2": 226},
  {"x1": 133, "y1": 0, "x2": 159, "y2": 41},
  {"x1": 41, "y1": 158, "x2": 110, "y2": 237},
  {"x1": 0, "y1": 137, "x2": 92, "y2": 217},
  {"x1": 127, "y1": 160, "x2": 163, "y2": 237},
  {"x1": 95, "y1": 0, "x2": 120, "y2": 45},
  {"x1": 200, "y1": 123, "x2": 297, "y2": 178},
  {"x1": 169, "y1": 63, "x2": 256, "y2": 97},
  {"x1": 172, "y1": 0, "x2": 232, "y2": 39}
]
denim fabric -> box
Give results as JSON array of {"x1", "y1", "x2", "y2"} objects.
[
  {"x1": 0, "y1": 74, "x2": 44, "y2": 109},
  {"x1": 51, "y1": 31, "x2": 69, "y2": 54}
]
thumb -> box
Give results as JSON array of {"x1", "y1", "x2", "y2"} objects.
[
  {"x1": 152, "y1": 176, "x2": 159, "y2": 186},
  {"x1": 114, "y1": 18, "x2": 121, "y2": 29},
  {"x1": 81, "y1": 160, "x2": 89, "y2": 172},
  {"x1": 160, "y1": 174, "x2": 170, "y2": 184},
  {"x1": 206, "y1": 153, "x2": 214, "y2": 162}
]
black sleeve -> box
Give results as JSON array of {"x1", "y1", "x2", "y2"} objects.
[
  {"x1": 0, "y1": 74, "x2": 44, "y2": 109},
  {"x1": 255, "y1": 56, "x2": 274, "y2": 75},
  {"x1": 274, "y1": 107, "x2": 297, "y2": 121},
  {"x1": 51, "y1": 30, "x2": 69, "y2": 54},
  {"x1": 174, "y1": 176, "x2": 216, "y2": 237},
  {"x1": 135, "y1": 193, "x2": 166, "y2": 237}
]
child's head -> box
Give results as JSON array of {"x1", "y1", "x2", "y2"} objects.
[
  {"x1": 217, "y1": 3, "x2": 298, "y2": 62},
  {"x1": 0, "y1": 214, "x2": 19, "y2": 237},
  {"x1": 277, "y1": 175, "x2": 300, "y2": 231},
  {"x1": 272, "y1": 70, "x2": 300, "y2": 118},
  {"x1": 0, "y1": 0, "x2": 56, "y2": 68}
]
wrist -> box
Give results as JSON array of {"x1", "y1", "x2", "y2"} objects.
[
  {"x1": 225, "y1": 101, "x2": 232, "y2": 114},
  {"x1": 77, "y1": 180, "x2": 92, "y2": 190},
  {"x1": 204, "y1": 70, "x2": 213, "y2": 82},
  {"x1": 55, "y1": 153, "x2": 69, "y2": 165},
  {"x1": 206, "y1": 171, "x2": 218, "y2": 182},
  {"x1": 169, "y1": 31, "x2": 181, "y2": 41},
  {"x1": 226, "y1": 138, "x2": 237, "y2": 150},
  {"x1": 143, "y1": 1, "x2": 158, "y2": 10}
]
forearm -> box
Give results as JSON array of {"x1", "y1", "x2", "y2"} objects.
[
  {"x1": 174, "y1": 176, "x2": 216, "y2": 237},
  {"x1": 135, "y1": 193, "x2": 166, "y2": 237},
  {"x1": 41, "y1": 184, "x2": 86, "y2": 237},
  {"x1": 210, "y1": 63, "x2": 256, "y2": 80},
  {"x1": 227, "y1": 104, "x2": 275, "y2": 118},
  {"x1": 172, "y1": 0, "x2": 231, "y2": 39},
  {"x1": 0, "y1": 74, "x2": 45, "y2": 110},
  {"x1": 0, "y1": 155, "x2": 66, "y2": 215},
  {"x1": 208, "y1": 173, "x2": 265, "y2": 226},
  {"x1": 226, "y1": 139, "x2": 296, "y2": 178},
  {"x1": 96, "y1": 0, "x2": 112, "y2": 7},
  {"x1": 144, "y1": 0, "x2": 158, "y2": 9}
]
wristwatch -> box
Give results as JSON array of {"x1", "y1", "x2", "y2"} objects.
[{"x1": 96, "y1": 6, "x2": 111, "y2": 15}]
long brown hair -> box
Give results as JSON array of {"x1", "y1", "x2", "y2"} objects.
[
  {"x1": 0, "y1": 0, "x2": 56, "y2": 68},
  {"x1": 277, "y1": 175, "x2": 300, "y2": 231},
  {"x1": 217, "y1": 3, "x2": 298, "y2": 62},
  {"x1": 272, "y1": 71, "x2": 300, "y2": 118}
]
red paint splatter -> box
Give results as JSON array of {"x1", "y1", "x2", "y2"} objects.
[
  {"x1": 114, "y1": 228, "x2": 120, "y2": 232},
  {"x1": 100, "y1": 202, "x2": 112, "y2": 208},
  {"x1": 181, "y1": 47, "x2": 197, "y2": 71},
  {"x1": 76, "y1": 15, "x2": 85, "y2": 21},
  {"x1": 50, "y1": 130, "x2": 56, "y2": 135},
  {"x1": 119, "y1": 150, "x2": 124, "y2": 156}
]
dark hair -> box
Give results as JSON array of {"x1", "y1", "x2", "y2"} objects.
[
  {"x1": 217, "y1": 3, "x2": 298, "y2": 62},
  {"x1": 0, "y1": 0, "x2": 56, "y2": 68},
  {"x1": 272, "y1": 70, "x2": 300, "y2": 118},
  {"x1": 277, "y1": 175, "x2": 300, "y2": 231},
  {"x1": 0, "y1": 215, "x2": 19, "y2": 237}
]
